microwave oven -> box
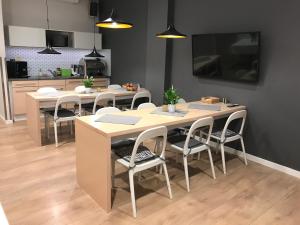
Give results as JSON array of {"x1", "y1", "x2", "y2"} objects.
[{"x1": 46, "y1": 30, "x2": 73, "y2": 47}]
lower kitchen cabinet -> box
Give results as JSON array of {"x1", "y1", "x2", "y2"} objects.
[{"x1": 11, "y1": 78, "x2": 109, "y2": 118}]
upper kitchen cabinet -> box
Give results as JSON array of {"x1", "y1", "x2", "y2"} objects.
[
  {"x1": 7, "y1": 26, "x2": 46, "y2": 47},
  {"x1": 73, "y1": 32, "x2": 102, "y2": 50}
]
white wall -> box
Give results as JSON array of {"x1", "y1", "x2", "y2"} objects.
[
  {"x1": 3, "y1": 0, "x2": 95, "y2": 32},
  {"x1": 0, "y1": 0, "x2": 8, "y2": 120}
]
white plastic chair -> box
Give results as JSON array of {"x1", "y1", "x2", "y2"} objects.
[
  {"x1": 177, "y1": 98, "x2": 186, "y2": 104},
  {"x1": 45, "y1": 95, "x2": 81, "y2": 147},
  {"x1": 112, "y1": 126, "x2": 172, "y2": 217},
  {"x1": 108, "y1": 84, "x2": 122, "y2": 90},
  {"x1": 168, "y1": 117, "x2": 216, "y2": 192},
  {"x1": 130, "y1": 91, "x2": 151, "y2": 110},
  {"x1": 137, "y1": 102, "x2": 156, "y2": 110},
  {"x1": 91, "y1": 93, "x2": 116, "y2": 114},
  {"x1": 95, "y1": 106, "x2": 121, "y2": 115},
  {"x1": 206, "y1": 110, "x2": 248, "y2": 174}
]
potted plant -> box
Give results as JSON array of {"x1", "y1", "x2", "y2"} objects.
[
  {"x1": 164, "y1": 86, "x2": 180, "y2": 113},
  {"x1": 83, "y1": 76, "x2": 94, "y2": 93}
]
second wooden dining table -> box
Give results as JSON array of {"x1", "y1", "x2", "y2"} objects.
[{"x1": 26, "y1": 88, "x2": 141, "y2": 146}]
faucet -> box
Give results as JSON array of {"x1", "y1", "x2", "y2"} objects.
[{"x1": 48, "y1": 69, "x2": 57, "y2": 77}]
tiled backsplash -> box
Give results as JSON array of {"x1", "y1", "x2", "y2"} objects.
[{"x1": 5, "y1": 47, "x2": 111, "y2": 77}]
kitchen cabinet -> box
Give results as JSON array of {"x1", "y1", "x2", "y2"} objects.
[
  {"x1": 73, "y1": 32, "x2": 102, "y2": 50},
  {"x1": 11, "y1": 78, "x2": 109, "y2": 118},
  {"x1": 38, "y1": 80, "x2": 65, "y2": 91},
  {"x1": 12, "y1": 81, "x2": 39, "y2": 115},
  {"x1": 66, "y1": 78, "x2": 109, "y2": 90},
  {"x1": 65, "y1": 79, "x2": 83, "y2": 91},
  {"x1": 7, "y1": 26, "x2": 46, "y2": 47}
]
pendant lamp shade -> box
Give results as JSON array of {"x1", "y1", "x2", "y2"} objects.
[
  {"x1": 96, "y1": 9, "x2": 133, "y2": 29},
  {"x1": 38, "y1": 45, "x2": 61, "y2": 54},
  {"x1": 85, "y1": 46, "x2": 104, "y2": 58},
  {"x1": 156, "y1": 24, "x2": 187, "y2": 39},
  {"x1": 85, "y1": 17, "x2": 104, "y2": 58},
  {"x1": 38, "y1": 0, "x2": 61, "y2": 54}
]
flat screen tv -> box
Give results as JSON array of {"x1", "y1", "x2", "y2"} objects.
[{"x1": 192, "y1": 32, "x2": 260, "y2": 83}]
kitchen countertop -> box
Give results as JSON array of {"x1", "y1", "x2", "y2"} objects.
[{"x1": 8, "y1": 75, "x2": 111, "y2": 81}]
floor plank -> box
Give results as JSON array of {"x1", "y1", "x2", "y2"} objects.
[{"x1": 0, "y1": 120, "x2": 299, "y2": 225}]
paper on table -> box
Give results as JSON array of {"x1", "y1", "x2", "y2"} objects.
[
  {"x1": 94, "y1": 114, "x2": 141, "y2": 125},
  {"x1": 188, "y1": 103, "x2": 221, "y2": 111},
  {"x1": 151, "y1": 107, "x2": 188, "y2": 117}
]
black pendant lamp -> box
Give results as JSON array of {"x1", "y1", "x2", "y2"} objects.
[
  {"x1": 85, "y1": 17, "x2": 104, "y2": 58},
  {"x1": 96, "y1": 9, "x2": 133, "y2": 29},
  {"x1": 38, "y1": 0, "x2": 61, "y2": 54},
  {"x1": 156, "y1": 24, "x2": 187, "y2": 39}
]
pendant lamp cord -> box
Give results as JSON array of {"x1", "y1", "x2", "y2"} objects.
[
  {"x1": 93, "y1": 16, "x2": 96, "y2": 46},
  {"x1": 46, "y1": 0, "x2": 50, "y2": 30}
]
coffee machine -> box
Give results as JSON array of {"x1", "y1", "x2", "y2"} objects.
[{"x1": 79, "y1": 58, "x2": 107, "y2": 77}]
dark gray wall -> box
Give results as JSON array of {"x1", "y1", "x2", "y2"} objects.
[
  {"x1": 171, "y1": 0, "x2": 300, "y2": 170},
  {"x1": 145, "y1": 0, "x2": 169, "y2": 104},
  {"x1": 100, "y1": 0, "x2": 148, "y2": 86}
]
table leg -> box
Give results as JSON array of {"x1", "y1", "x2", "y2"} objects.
[
  {"x1": 75, "y1": 120, "x2": 112, "y2": 212},
  {"x1": 26, "y1": 94, "x2": 42, "y2": 146}
]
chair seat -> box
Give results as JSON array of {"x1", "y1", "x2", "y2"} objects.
[
  {"x1": 113, "y1": 145, "x2": 157, "y2": 165},
  {"x1": 46, "y1": 108, "x2": 75, "y2": 118},
  {"x1": 82, "y1": 103, "x2": 103, "y2": 113},
  {"x1": 115, "y1": 99, "x2": 132, "y2": 106},
  {"x1": 168, "y1": 134, "x2": 205, "y2": 150},
  {"x1": 210, "y1": 129, "x2": 238, "y2": 140}
]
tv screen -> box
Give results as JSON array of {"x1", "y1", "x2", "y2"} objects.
[{"x1": 192, "y1": 32, "x2": 260, "y2": 83}]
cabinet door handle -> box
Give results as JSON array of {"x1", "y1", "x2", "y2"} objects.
[{"x1": 15, "y1": 89, "x2": 37, "y2": 93}]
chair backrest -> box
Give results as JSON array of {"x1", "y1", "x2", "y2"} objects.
[
  {"x1": 54, "y1": 95, "x2": 81, "y2": 119},
  {"x1": 131, "y1": 91, "x2": 151, "y2": 110},
  {"x1": 130, "y1": 126, "x2": 167, "y2": 168},
  {"x1": 95, "y1": 106, "x2": 121, "y2": 115},
  {"x1": 178, "y1": 98, "x2": 186, "y2": 104},
  {"x1": 221, "y1": 110, "x2": 247, "y2": 141},
  {"x1": 92, "y1": 93, "x2": 116, "y2": 114},
  {"x1": 108, "y1": 84, "x2": 122, "y2": 90},
  {"x1": 137, "y1": 102, "x2": 156, "y2": 110},
  {"x1": 183, "y1": 117, "x2": 214, "y2": 155}
]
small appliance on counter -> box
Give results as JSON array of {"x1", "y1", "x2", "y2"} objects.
[
  {"x1": 6, "y1": 60, "x2": 29, "y2": 78},
  {"x1": 71, "y1": 64, "x2": 85, "y2": 76},
  {"x1": 79, "y1": 58, "x2": 107, "y2": 77}
]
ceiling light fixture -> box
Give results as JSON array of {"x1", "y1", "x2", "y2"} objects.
[
  {"x1": 156, "y1": 24, "x2": 187, "y2": 39},
  {"x1": 85, "y1": 16, "x2": 104, "y2": 58},
  {"x1": 96, "y1": 9, "x2": 133, "y2": 29}
]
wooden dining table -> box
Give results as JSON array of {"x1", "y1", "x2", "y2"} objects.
[
  {"x1": 26, "y1": 88, "x2": 142, "y2": 146},
  {"x1": 75, "y1": 102, "x2": 246, "y2": 213}
]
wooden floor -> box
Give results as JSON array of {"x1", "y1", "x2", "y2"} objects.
[{"x1": 0, "y1": 120, "x2": 299, "y2": 225}]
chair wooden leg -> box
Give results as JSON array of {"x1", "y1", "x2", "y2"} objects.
[
  {"x1": 183, "y1": 156, "x2": 190, "y2": 192},
  {"x1": 220, "y1": 144, "x2": 226, "y2": 175},
  {"x1": 162, "y1": 163, "x2": 173, "y2": 199},
  {"x1": 240, "y1": 137, "x2": 248, "y2": 165},
  {"x1": 129, "y1": 170, "x2": 137, "y2": 218},
  {"x1": 54, "y1": 122, "x2": 58, "y2": 147},
  {"x1": 207, "y1": 148, "x2": 216, "y2": 179}
]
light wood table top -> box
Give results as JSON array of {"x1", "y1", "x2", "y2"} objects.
[
  {"x1": 26, "y1": 88, "x2": 140, "y2": 102},
  {"x1": 77, "y1": 102, "x2": 246, "y2": 138}
]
